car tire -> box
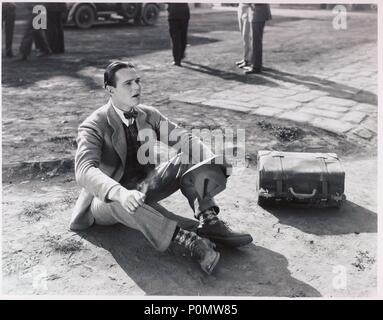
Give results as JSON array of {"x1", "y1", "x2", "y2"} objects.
[
  {"x1": 73, "y1": 4, "x2": 96, "y2": 29},
  {"x1": 120, "y1": 3, "x2": 140, "y2": 19},
  {"x1": 141, "y1": 3, "x2": 159, "y2": 26}
]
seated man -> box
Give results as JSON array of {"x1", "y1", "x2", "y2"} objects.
[{"x1": 71, "y1": 61, "x2": 253, "y2": 274}]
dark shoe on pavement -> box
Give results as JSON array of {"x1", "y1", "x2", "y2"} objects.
[
  {"x1": 36, "y1": 51, "x2": 50, "y2": 58},
  {"x1": 197, "y1": 220, "x2": 253, "y2": 248},
  {"x1": 244, "y1": 66, "x2": 262, "y2": 74},
  {"x1": 190, "y1": 238, "x2": 220, "y2": 275},
  {"x1": 172, "y1": 61, "x2": 182, "y2": 67},
  {"x1": 238, "y1": 61, "x2": 251, "y2": 69}
]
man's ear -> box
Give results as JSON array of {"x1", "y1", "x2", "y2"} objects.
[{"x1": 105, "y1": 85, "x2": 114, "y2": 95}]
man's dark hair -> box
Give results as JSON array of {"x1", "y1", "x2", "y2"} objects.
[{"x1": 104, "y1": 61, "x2": 135, "y2": 88}]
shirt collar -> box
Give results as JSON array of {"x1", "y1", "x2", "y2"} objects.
[{"x1": 111, "y1": 100, "x2": 136, "y2": 127}]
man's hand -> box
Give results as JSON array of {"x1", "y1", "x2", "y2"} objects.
[
  {"x1": 108, "y1": 185, "x2": 146, "y2": 214},
  {"x1": 121, "y1": 189, "x2": 146, "y2": 213}
]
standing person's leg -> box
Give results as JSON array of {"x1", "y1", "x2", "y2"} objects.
[
  {"x1": 47, "y1": 12, "x2": 64, "y2": 53},
  {"x1": 237, "y1": 7, "x2": 243, "y2": 35},
  {"x1": 46, "y1": 11, "x2": 56, "y2": 53},
  {"x1": 19, "y1": 17, "x2": 35, "y2": 59},
  {"x1": 173, "y1": 20, "x2": 183, "y2": 65},
  {"x1": 180, "y1": 18, "x2": 189, "y2": 60},
  {"x1": 168, "y1": 19, "x2": 180, "y2": 65},
  {"x1": 34, "y1": 28, "x2": 51, "y2": 55},
  {"x1": 3, "y1": 6, "x2": 16, "y2": 57},
  {"x1": 243, "y1": 18, "x2": 252, "y2": 65},
  {"x1": 236, "y1": 6, "x2": 244, "y2": 65},
  {"x1": 56, "y1": 12, "x2": 65, "y2": 53},
  {"x1": 246, "y1": 21, "x2": 265, "y2": 73}
]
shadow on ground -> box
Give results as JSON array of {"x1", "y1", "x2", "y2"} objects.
[
  {"x1": 263, "y1": 200, "x2": 377, "y2": 235},
  {"x1": 2, "y1": 12, "x2": 309, "y2": 90},
  {"x1": 1, "y1": 35, "x2": 219, "y2": 89},
  {"x1": 77, "y1": 204, "x2": 321, "y2": 297},
  {"x1": 262, "y1": 67, "x2": 377, "y2": 105},
  {"x1": 182, "y1": 61, "x2": 280, "y2": 87}
]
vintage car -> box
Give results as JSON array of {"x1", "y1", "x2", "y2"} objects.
[{"x1": 66, "y1": 3, "x2": 161, "y2": 29}]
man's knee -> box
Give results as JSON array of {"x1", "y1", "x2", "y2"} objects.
[
  {"x1": 90, "y1": 198, "x2": 118, "y2": 226},
  {"x1": 180, "y1": 162, "x2": 228, "y2": 200}
]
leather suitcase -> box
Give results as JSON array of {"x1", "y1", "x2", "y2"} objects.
[{"x1": 257, "y1": 150, "x2": 346, "y2": 208}]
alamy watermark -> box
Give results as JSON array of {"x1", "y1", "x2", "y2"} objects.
[
  {"x1": 135, "y1": 122, "x2": 247, "y2": 174},
  {"x1": 32, "y1": 5, "x2": 47, "y2": 30},
  {"x1": 16, "y1": 264, "x2": 48, "y2": 292},
  {"x1": 332, "y1": 5, "x2": 347, "y2": 30},
  {"x1": 332, "y1": 265, "x2": 347, "y2": 290}
]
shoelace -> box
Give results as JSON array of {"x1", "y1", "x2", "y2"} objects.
[{"x1": 222, "y1": 221, "x2": 233, "y2": 230}]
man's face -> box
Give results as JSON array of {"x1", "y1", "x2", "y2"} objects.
[{"x1": 109, "y1": 67, "x2": 141, "y2": 111}]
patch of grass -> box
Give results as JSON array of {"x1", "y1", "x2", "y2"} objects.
[
  {"x1": 61, "y1": 191, "x2": 78, "y2": 207},
  {"x1": 48, "y1": 136, "x2": 77, "y2": 148},
  {"x1": 46, "y1": 234, "x2": 84, "y2": 254},
  {"x1": 20, "y1": 202, "x2": 49, "y2": 221},
  {"x1": 352, "y1": 250, "x2": 376, "y2": 271},
  {"x1": 257, "y1": 120, "x2": 305, "y2": 142}
]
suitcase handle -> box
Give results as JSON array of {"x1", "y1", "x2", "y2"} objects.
[{"x1": 288, "y1": 187, "x2": 317, "y2": 199}]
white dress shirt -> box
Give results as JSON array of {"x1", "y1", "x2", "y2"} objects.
[{"x1": 111, "y1": 100, "x2": 136, "y2": 127}]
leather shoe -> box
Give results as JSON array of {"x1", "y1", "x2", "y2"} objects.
[
  {"x1": 190, "y1": 238, "x2": 220, "y2": 275},
  {"x1": 238, "y1": 61, "x2": 251, "y2": 69},
  {"x1": 197, "y1": 220, "x2": 253, "y2": 248},
  {"x1": 244, "y1": 67, "x2": 262, "y2": 74}
]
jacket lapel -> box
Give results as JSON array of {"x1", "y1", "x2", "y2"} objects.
[
  {"x1": 106, "y1": 102, "x2": 149, "y2": 170},
  {"x1": 106, "y1": 101, "x2": 127, "y2": 169},
  {"x1": 134, "y1": 104, "x2": 148, "y2": 142}
]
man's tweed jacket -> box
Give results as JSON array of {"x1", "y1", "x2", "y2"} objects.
[{"x1": 70, "y1": 101, "x2": 215, "y2": 230}]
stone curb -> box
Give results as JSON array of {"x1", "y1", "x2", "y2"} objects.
[
  {"x1": 2, "y1": 158, "x2": 74, "y2": 180},
  {"x1": 170, "y1": 97, "x2": 376, "y2": 141},
  {"x1": 171, "y1": 97, "x2": 349, "y2": 136}
]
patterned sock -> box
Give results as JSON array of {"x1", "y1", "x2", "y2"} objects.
[
  {"x1": 198, "y1": 207, "x2": 219, "y2": 225},
  {"x1": 172, "y1": 227, "x2": 201, "y2": 251}
]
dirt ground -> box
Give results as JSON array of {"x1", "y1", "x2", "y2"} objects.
[
  {"x1": 2, "y1": 9, "x2": 377, "y2": 297},
  {"x1": 1, "y1": 155, "x2": 377, "y2": 297}
]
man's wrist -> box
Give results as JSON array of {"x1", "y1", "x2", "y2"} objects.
[{"x1": 107, "y1": 185, "x2": 123, "y2": 202}]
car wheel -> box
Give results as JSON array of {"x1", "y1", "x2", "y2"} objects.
[
  {"x1": 120, "y1": 3, "x2": 140, "y2": 19},
  {"x1": 73, "y1": 4, "x2": 96, "y2": 29},
  {"x1": 141, "y1": 3, "x2": 159, "y2": 26}
]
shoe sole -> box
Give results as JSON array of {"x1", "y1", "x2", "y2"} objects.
[
  {"x1": 244, "y1": 69, "x2": 262, "y2": 74},
  {"x1": 201, "y1": 234, "x2": 253, "y2": 248},
  {"x1": 204, "y1": 251, "x2": 220, "y2": 275}
]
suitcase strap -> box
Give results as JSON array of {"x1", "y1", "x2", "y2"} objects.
[
  {"x1": 273, "y1": 155, "x2": 284, "y2": 194},
  {"x1": 272, "y1": 154, "x2": 329, "y2": 197},
  {"x1": 316, "y1": 156, "x2": 329, "y2": 196}
]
